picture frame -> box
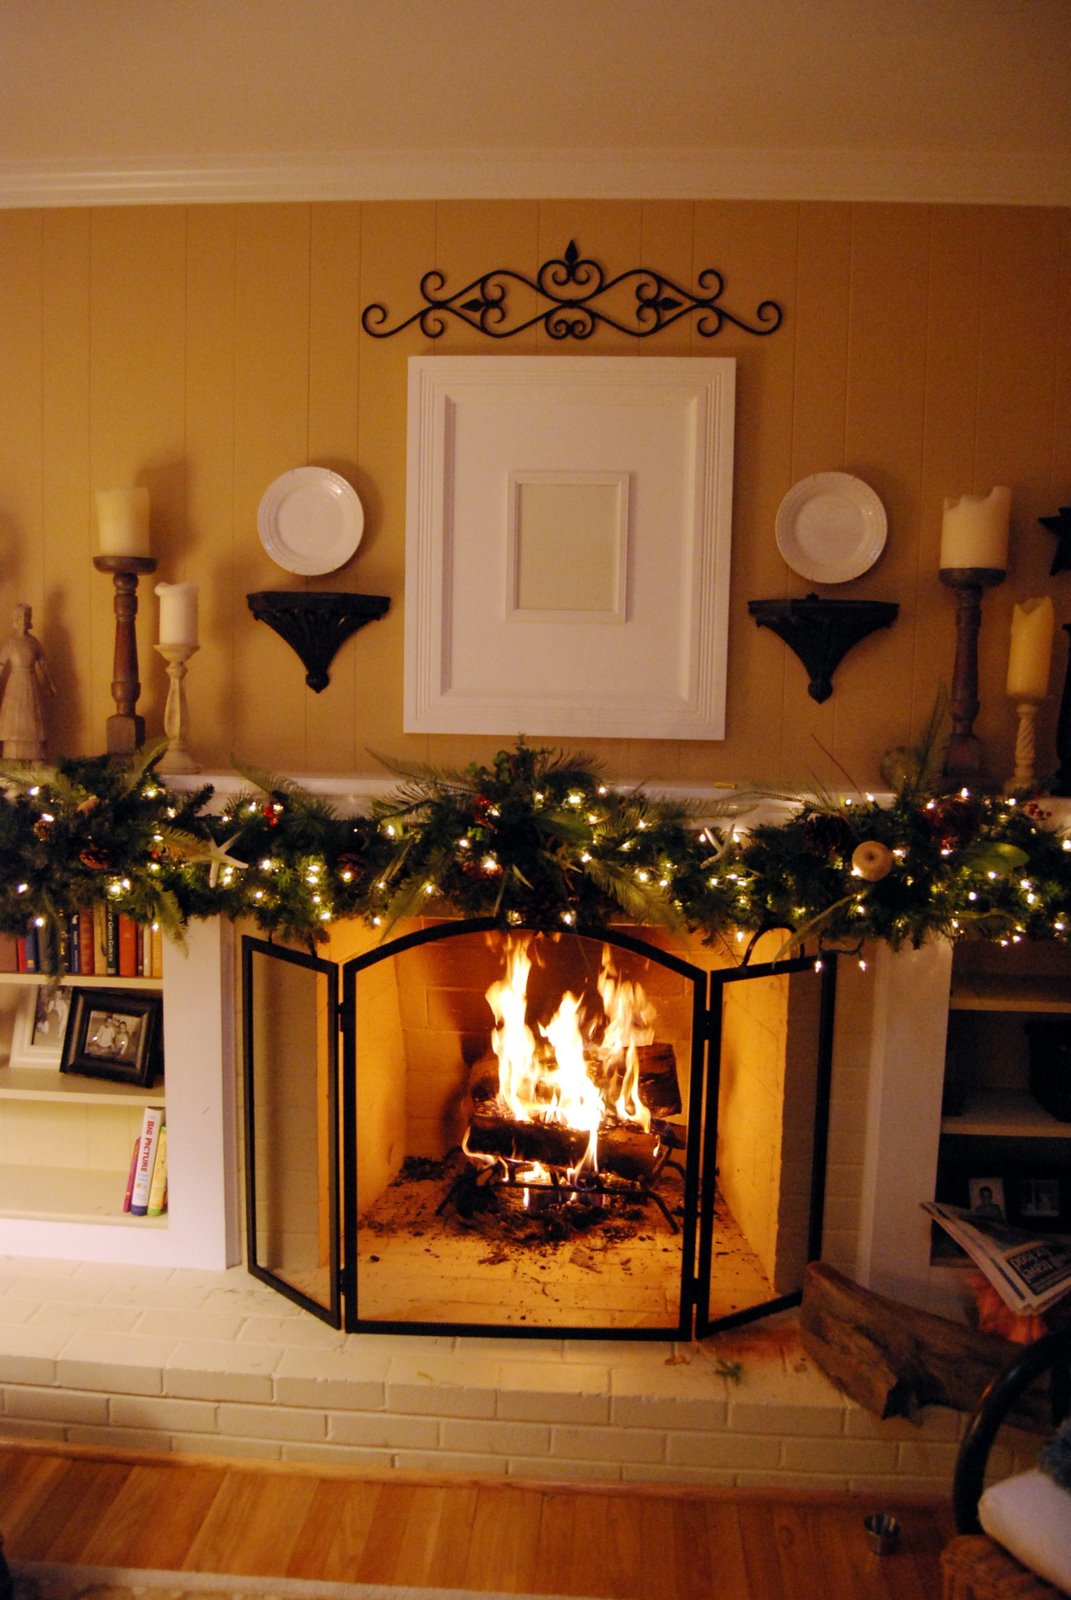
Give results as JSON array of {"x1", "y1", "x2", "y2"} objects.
[
  {"x1": 404, "y1": 355, "x2": 736, "y2": 741},
  {"x1": 967, "y1": 1176, "x2": 1007, "y2": 1225},
  {"x1": 10, "y1": 985, "x2": 73, "y2": 1068},
  {"x1": 60, "y1": 987, "x2": 162, "y2": 1087}
]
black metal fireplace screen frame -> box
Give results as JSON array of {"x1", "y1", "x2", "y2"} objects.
[{"x1": 242, "y1": 920, "x2": 837, "y2": 1341}]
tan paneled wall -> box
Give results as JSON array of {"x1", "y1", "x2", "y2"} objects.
[{"x1": 1, "y1": 200, "x2": 1069, "y2": 789}]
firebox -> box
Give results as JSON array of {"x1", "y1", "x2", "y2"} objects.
[{"x1": 242, "y1": 920, "x2": 836, "y2": 1340}]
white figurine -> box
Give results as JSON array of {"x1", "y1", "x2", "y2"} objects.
[{"x1": 0, "y1": 603, "x2": 57, "y2": 759}]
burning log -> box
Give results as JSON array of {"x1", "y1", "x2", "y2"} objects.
[
  {"x1": 467, "y1": 1041, "x2": 680, "y2": 1118},
  {"x1": 466, "y1": 1110, "x2": 661, "y2": 1180}
]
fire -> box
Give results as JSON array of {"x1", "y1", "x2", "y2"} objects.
[{"x1": 479, "y1": 935, "x2": 657, "y2": 1183}]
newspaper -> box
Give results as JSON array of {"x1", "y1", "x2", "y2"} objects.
[{"x1": 923, "y1": 1200, "x2": 1071, "y2": 1315}]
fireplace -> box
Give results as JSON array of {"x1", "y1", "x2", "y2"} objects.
[{"x1": 242, "y1": 919, "x2": 836, "y2": 1339}]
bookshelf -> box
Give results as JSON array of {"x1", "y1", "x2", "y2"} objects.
[{"x1": 0, "y1": 919, "x2": 239, "y2": 1268}]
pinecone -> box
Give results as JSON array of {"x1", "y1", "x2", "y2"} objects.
[{"x1": 801, "y1": 811, "x2": 855, "y2": 859}]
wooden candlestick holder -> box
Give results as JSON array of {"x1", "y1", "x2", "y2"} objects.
[
  {"x1": 154, "y1": 642, "x2": 201, "y2": 774},
  {"x1": 939, "y1": 566, "x2": 1005, "y2": 790},
  {"x1": 93, "y1": 554, "x2": 157, "y2": 758}
]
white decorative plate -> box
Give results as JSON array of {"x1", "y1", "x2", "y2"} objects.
[
  {"x1": 258, "y1": 467, "x2": 364, "y2": 576},
  {"x1": 775, "y1": 472, "x2": 887, "y2": 584}
]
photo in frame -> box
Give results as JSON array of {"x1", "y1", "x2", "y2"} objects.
[
  {"x1": 60, "y1": 987, "x2": 162, "y2": 1087},
  {"x1": 10, "y1": 985, "x2": 73, "y2": 1068},
  {"x1": 968, "y1": 1177, "x2": 1008, "y2": 1224}
]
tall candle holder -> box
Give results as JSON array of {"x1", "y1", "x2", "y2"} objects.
[
  {"x1": 154, "y1": 643, "x2": 201, "y2": 774},
  {"x1": 939, "y1": 566, "x2": 1005, "y2": 791},
  {"x1": 93, "y1": 555, "x2": 157, "y2": 758},
  {"x1": 1006, "y1": 697, "x2": 1045, "y2": 794}
]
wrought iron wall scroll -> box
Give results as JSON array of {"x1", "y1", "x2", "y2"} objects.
[{"x1": 361, "y1": 239, "x2": 784, "y2": 342}]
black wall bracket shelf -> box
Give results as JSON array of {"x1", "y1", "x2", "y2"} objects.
[
  {"x1": 247, "y1": 592, "x2": 390, "y2": 693},
  {"x1": 748, "y1": 595, "x2": 899, "y2": 703}
]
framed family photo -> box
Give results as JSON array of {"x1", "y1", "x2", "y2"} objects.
[
  {"x1": 60, "y1": 987, "x2": 162, "y2": 1087},
  {"x1": 10, "y1": 985, "x2": 73, "y2": 1068}
]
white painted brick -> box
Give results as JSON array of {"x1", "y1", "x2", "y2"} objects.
[
  {"x1": 0, "y1": 1337, "x2": 63, "y2": 1383},
  {"x1": 440, "y1": 1417, "x2": 550, "y2": 1456},
  {"x1": 780, "y1": 1435, "x2": 900, "y2": 1474},
  {"x1": 0, "y1": 1299, "x2": 40, "y2": 1326},
  {"x1": 551, "y1": 1424, "x2": 665, "y2": 1464},
  {"x1": 279, "y1": 1441, "x2": 398, "y2": 1467},
  {"x1": 469, "y1": 1336, "x2": 566, "y2": 1364},
  {"x1": 392, "y1": 1449, "x2": 507, "y2": 1475},
  {"x1": 497, "y1": 1388, "x2": 609, "y2": 1426},
  {"x1": 5, "y1": 1273, "x2": 109, "y2": 1304},
  {"x1": 845, "y1": 1404, "x2": 960, "y2": 1442},
  {"x1": 0, "y1": 1417, "x2": 67, "y2": 1441},
  {"x1": 620, "y1": 1461, "x2": 737, "y2": 1486},
  {"x1": 273, "y1": 1346, "x2": 391, "y2": 1410},
  {"x1": 665, "y1": 1431, "x2": 782, "y2": 1470},
  {"x1": 237, "y1": 1314, "x2": 347, "y2": 1348},
  {"x1": 30, "y1": 1302, "x2": 143, "y2": 1335},
  {"x1": 57, "y1": 1331, "x2": 178, "y2": 1390},
  {"x1": 216, "y1": 1401, "x2": 327, "y2": 1442},
  {"x1": 894, "y1": 1438, "x2": 961, "y2": 1477},
  {"x1": 109, "y1": 1393, "x2": 219, "y2": 1433},
  {"x1": 134, "y1": 1307, "x2": 249, "y2": 1341},
  {"x1": 736, "y1": 1468, "x2": 850, "y2": 1490},
  {"x1": 65, "y1": 1424, "x2": 171, "y2": 1452},
  {"x1": 386, "y1": 1377, "x2": 496, "y2": 1419},
  {"x1": 328, "y1": 1410, "x2": 439, "y2": 1449},
  {"x1": 3, "y1": 1385, "x2": 110, "y2": 1426},
  {"x1": 165, "y1": 1340, "x2": 281, "y2": 1402},
  {"x1": 610, "y1": 1394, "x2": 727, "y2": 1431},
  {"x1": 726, "y1": 1400, "x2": 844, "y2": 1437}
]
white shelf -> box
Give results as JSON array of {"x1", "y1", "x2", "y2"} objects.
[
  {"x1": 950, "y1": 976, "x2": 1071, "y2": 1014},
  {"x1": 0, "y1": 1160, "x2": 166, "y2": 1225},
  {"x1": 941, "y1": 1088, "x2": 1071, "y2": 1138},
  {"x1": 0, "y1": 971, "x2": 161, "y2": 988},
  {"x1": 0, "y1": 1065, "x2": 164, "y2": 1106}
]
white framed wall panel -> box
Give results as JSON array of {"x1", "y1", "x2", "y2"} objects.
[{"x1": 405, "y1": 356, "x2": 736, "y2": 740}]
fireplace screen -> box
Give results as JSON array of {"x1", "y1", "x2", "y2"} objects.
[{"x1": 242, "y1": 921, "x2": 835, "y2": 1340}]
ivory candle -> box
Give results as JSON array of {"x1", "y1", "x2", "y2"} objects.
[
  {"x1": 1006, "y1": 595, "x2": 1054, "y2": 700},
  {"x1": 155, "y1": 581, "x2": 199, "y2": 647},
  {"x1": 940, "y1": 486, "x2": 1011, "y2": 571},
  {"x1": 96, "y1": 486, "x2": 151, "y2": 558}
]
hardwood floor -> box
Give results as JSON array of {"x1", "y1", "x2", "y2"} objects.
[{"x1": 0, "y1": 1440, "x2": 957, "y2": 1600}]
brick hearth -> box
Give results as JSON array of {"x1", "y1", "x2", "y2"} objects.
[{"x1": 0, "y1": 1254, "x2": 1013, "y2": 1495}]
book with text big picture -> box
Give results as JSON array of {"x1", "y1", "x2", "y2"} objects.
[{"x1": 129, "y1": 1105, "x2": 165, "y2": 1217}]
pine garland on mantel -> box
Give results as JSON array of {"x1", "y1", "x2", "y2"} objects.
[{"x1": 2, "y1": 737, "x2": 1071, "y2": 976}]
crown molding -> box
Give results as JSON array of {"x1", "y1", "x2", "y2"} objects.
[{"x1": 0, "y1": 146, "x2": 1068, "y2": 208}]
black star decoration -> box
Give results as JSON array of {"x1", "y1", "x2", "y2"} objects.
[{"x1": 1040, "y1": 505, "x2": 1071, "y2": 575}]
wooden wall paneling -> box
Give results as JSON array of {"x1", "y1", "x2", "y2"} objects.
[
  {"x1": 420, "y1": 200, "x2": 549, "y2": 782},
  {"x1": 305, "y1": 202, "x2": 364, "y2": 774},
  {"x1": 836, "y1": 204, "x2": 931, "y2": 787},
  {"x1": 231, "y1": 204, "x2": 314, "y2": 771},
  {"x1": 88, "y1": 206, "x2": 189, "y2": 756},
  {"x1": 0, "y1": 212, "x2": 44, "y2": 620},
  {"x1": 185, "y1": 205, "x2": 238, "y2": 774},
  {"x1": 40, "y1": 210, "x2": 91, "y2": 758},
  {"x1": 791, "y1": 203, "x2": 851, "y2": 487},
  {"x1": 355, "y1": 201, "x2": 437, "y2": 772},
  {"x1": 975, "y1": 208, "x2": 1065, "y2": 777},
  {"x1": 682, "y1": 202, "x2": 799, "y2": 787},
  {"x1": 918, "y1": 206, "x2": 985, "y2": 764}
]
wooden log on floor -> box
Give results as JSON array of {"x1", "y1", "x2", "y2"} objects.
[{"x1": 799, "y1": 1260, "x2": 1051, "y2": 1429}]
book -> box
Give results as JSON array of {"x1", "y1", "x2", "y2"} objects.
[
  {"x1": 122, "y1": 1135, "x2": 141, "y2": 1213},
  {"x1": 129, "y1": 1106, "x2": 164, "y2": 1216},
  {"x1": 77, "y1": 909, "x2": 96, "y2": 976},
  {"x1": 923, "y1": 1200, "x2": 1071, "y2": 1315},
  {"x1": 17, "y1": 927, "x2": 39, "y2": 973},
  {"x1": 0, "y1": 932, "x2": 18, "y2": 973},
  {"x1": 148, "y1": 923, "x2": 164, "y2": 980},
  {"x1": 103, "y1": 907, "x2": 119, "y2": 976},
  {"x1": 146, "y1": 1124, "x2": 168, "y2": 1216},
  {"x1": 118, "y1": 915, "x2": 138, "y2": 978}
]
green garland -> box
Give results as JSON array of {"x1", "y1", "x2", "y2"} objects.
[{"x1": 2, "y1": 737, "x2": 1070, "y2": 976}]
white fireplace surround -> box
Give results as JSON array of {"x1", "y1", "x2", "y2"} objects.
[{"x1": 1, "y1": 775, "x2": 972, "y2": 1325}]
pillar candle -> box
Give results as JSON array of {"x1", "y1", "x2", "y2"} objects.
[
  {"x1": 155, "y1": 581, "x2": 199, "y2": 647},
  {"x1": 939, "y1": 486, "x2": 1011, "y2": 570},
  {"x1": 96, "y1": 487, "x2": 151, "y2": 558},
  {"x1": 1006, "y1": 595, "x2": 1054, "y2": 700}
]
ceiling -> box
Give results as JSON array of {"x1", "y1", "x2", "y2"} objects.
[{"x1": 2, "y1": 0, "x2": 1070, "y2": 206}]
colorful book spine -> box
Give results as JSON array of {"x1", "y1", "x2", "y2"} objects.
[
  {"x1": 129, "y1": 1106, "x2": 164, "y2": 1216},
  {"x1": 0, "y1": 932, "x2": 18, "y2": 973},
  {"x1": 146, "y1": 1124, "x2": 168, "y2": 1217},
  {"x1": 78, "y1": 909, "x2": 96, "y2": 976},
  {"x1": 118, "y1": 915, "x2": 138, "y2": 978},
  {"x1": 148, "y1": 924, "x2": 164, "y2": 980},
  {"x1": 104, "y1": 908, "x2": 119, "y2": 976},
  {"x1": 17, "y1": 927, "x2": 39, "y2": 973},
  {"x1": 122, "y1": 1135, "x2": 141, "y2": 1213}
]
